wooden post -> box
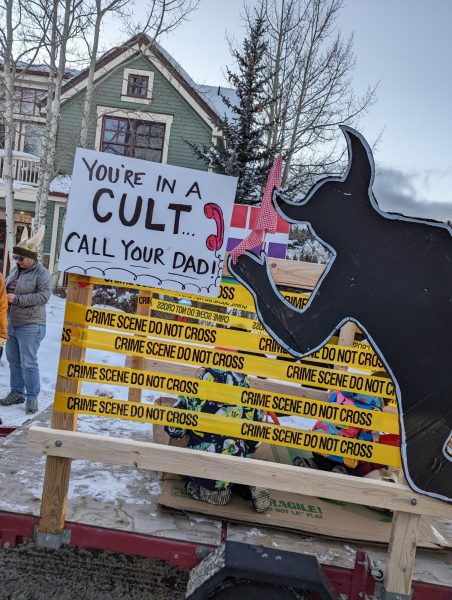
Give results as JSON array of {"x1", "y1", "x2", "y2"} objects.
[
  {"x1": 335, "y1": 321, "x2": 356, "y2": 371},
  {"x1": 128, "y1": 289, "x2": 153, "y2": 403},
  {"x1": 385, "y1": 511, "x2": 420, "y2": 597},
  {"x1": 38, "y1": 274, "x2": 93, "y2": 535},
  {"x1": 338, "y1": 321, "x2": 356, "y2": 348}
]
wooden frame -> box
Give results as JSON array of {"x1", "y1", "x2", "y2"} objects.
[
  {"x1": 29, "y1": 266, "x2": 451, "y2": 598},
  {"x1": 28, "y1": 427, "x2": 450, "y2": 520}
]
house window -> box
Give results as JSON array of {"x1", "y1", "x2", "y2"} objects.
[
  {"x1": 101, "y1": 116, "x2": 165, "y2": 163},
  {"x1": 13, "y1": 88, "x2": 45, "y2": 116},
  {"x1": 127, "y1": 74, "x2": 149, "y2": 98},
  {"x1": 23, "y1": 124, "x2": 44, "y2": 156},
  {"x1": 121, "y1": 69, "x2": 154, "y2": 104}
]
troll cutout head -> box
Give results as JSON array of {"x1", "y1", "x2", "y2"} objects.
[{"x1": 228, "y1": 126, "x2": 452, "y2": 503}]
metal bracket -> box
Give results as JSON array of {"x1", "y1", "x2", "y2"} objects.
[
  {"x1": 33, "y1": 526, "x2": 71, "y2": 550},
  {"x1": 374, "y1": 583, "x2": 413, "y2": 600}
]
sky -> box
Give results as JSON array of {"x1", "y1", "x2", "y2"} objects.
[{"x1": 155, "y1": 0, "x2": 452, "y2": 222}]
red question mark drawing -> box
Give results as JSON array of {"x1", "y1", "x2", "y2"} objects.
[{"x1": 204, "y1": 203, "x2": 224, "y2": 251}]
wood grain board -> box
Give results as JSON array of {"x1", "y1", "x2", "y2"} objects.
[{"x1": 28, "y1": 426, "x2": 451, "y2": 520}]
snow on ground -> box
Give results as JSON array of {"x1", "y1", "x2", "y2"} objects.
[
  {"x1": 0, "y1": 295, "x2": 66, "y2": 427},
  {"x1": 0, "y1": 294, "x2": 158, "y2": 506},
  {"x1": 0, "y1": 295, "x2": 161, "y2": 434}
]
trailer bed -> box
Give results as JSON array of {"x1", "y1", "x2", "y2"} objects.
[{"x1": 1, "y1": 408, "x2": 451, "y2": 590}]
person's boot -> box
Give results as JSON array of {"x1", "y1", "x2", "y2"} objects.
[
  {"x1": 249, "y1": 486, "x2": 271, "y2": 513},
  {"x1": 293, "y1": 456, "x2": 317, "y2": 469},
  {"x1": 186, "y1": 481, "x2": 231, "y2": 505},
  {"x1": 25, "y1": 399, "x2": 38, "y2": 414},
  {"x1": 331, "y1": 464, "x2": 348, "y2": 475},
  {"x1": 0, "y1": 391, "x2": 25, "y2": 406}
]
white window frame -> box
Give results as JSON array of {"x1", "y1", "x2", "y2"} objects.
[
  {"x1": 121, "y1": 68, "x2": 154, "y2": 104},
  {"x1": 95, "y1": 106, "x2": 173, "y2": 164}
]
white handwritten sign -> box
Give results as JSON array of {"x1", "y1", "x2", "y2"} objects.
[{"x1": 58, "y1": 149, "x2": 237, "y2": 296}]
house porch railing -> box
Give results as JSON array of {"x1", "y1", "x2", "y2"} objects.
[{"x1": 0, "y1": 152, "x2": 40, "y2": 187}]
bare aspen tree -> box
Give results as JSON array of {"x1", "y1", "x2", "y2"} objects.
[
  {"x1": 80, "y1": 0, "x2": 201, "y2": 152},
  {"x1": 0, "y1": 0, "x2": 49, "y2": 263},
  {"x1": 31, "y1": 0, "x2": 86, "y2": 236},
  {"x1": 257, "y1": 0, "x2": 377, "y2": 192},
  {"x1": 79, "y1": 0, "x2": 131, "y2": 148},
  {"x1": 0, "y1": 0, "x2": 17, "y2": 263},
  {"x1": 130, "y1": 0, "x2": 200, "y2": 41}
]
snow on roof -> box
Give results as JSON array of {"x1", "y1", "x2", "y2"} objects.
[
  {"x1": 154, "y1": 41, "x2": 198, "y2": 88},
  {"x1": 0, "y1": 149, "x2": 41, "y2": 159},
  {"x1": 195, "y1": 85, "x2": 238, "y2": 122},
  {"x1": 50, "y1": 174, "x2": 72, "y2": 194},
  {"x1": 3, "y1": 36, "x2": 236, "y2": 126},
  {"x1": 0, "y1": 178, "x2": 35, "y2": 190},
  {"x1": 0, "y1": 58, "x2": 78, "y2": 77},
  {"x1": 153, "y1": 40, "x2": 238, "y2": 122}
]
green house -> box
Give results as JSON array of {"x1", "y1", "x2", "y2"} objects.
[
  {"x1": 0, "y1": 34, "x2": 228, "y2": 280},
  {"x1": 51, "y1": 34, "x2": 227, "y2": 282}
]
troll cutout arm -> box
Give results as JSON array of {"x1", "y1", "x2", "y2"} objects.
[{"x1": 228, "y1": 252, "x2": 344, "y2": 358}]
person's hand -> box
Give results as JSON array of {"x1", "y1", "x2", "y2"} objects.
[
  {"x1": 0, "y1": 338, "x2": 6, "y2": 348},
  {"x1": 6, "y1": 293, "x2": 15, "y2": 304}
]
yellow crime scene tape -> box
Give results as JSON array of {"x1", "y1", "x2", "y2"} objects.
[
  {"x1": 54, "y1": 392, "x2": 402, "y2": 467},
  {"x1": 172, "y1": 282, "x2": 310, "y2": 313},
  {"x1": 153, "y1": 297, "x2": 251, "y2": 328},
  {"x1": 151, "y1": 298, "x2": 370, "y2": 353},
  {"x1": 65, "y1": 302, "x2": 383, "y2": 371},
  {"x1": 141, "y1": 297, "x2": 373, "y2": 356},
  {"x1": 71, "y1": 274, "x2": 309, "y2": 313},
  {"x1": 61, "y1": 325, "x2": 396, "y2": 399},
  {"x1": 70, "y1": 275, "x2": 368, "y2": 340},
  {"x1": 153, "y1": 297, "x2": 265, "y2": 331},
  {"x1": 59, "y1": 360, "x2": 399, "y2": 434}
]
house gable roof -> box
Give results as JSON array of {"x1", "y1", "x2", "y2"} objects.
[{"x1": 60, "y1": 33, "x2": 224, "y2": 136}]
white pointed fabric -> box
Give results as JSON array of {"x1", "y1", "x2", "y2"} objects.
[{"x1": 16, "y1": 225, "x2": 45, "y2": 254}]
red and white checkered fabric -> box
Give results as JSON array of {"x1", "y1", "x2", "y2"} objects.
[{"x1": 230, "y1": 155, "x2": 283, "y2": 263}]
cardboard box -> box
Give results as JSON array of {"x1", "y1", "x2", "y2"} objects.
[
  {"x1": 155, "y1": 396, "x2": 448, "y2": 548},
  {"x1": 159, "y1": 478, "x2": 447, "y2": 548}
]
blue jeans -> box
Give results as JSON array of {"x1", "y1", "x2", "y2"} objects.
[{"x1": 6, "y1": 323, "x2": 46, "y2": 401}]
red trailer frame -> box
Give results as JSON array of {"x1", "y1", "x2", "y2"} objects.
[{"x1": 1, "y1": 510, "x2": 451, "y2": 600}]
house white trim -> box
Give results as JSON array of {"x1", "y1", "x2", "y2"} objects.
[{"x1": 94, "y1": 106, "x2": 174, "y2": 164}]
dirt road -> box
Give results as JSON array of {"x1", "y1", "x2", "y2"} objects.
[{"x1": 1, "y1": 539, "x2": 189, "y2": 600}]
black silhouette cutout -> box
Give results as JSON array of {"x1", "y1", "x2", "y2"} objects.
[{"x1": 228, "y1": 126, "x2": 452, "y2": 503}]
